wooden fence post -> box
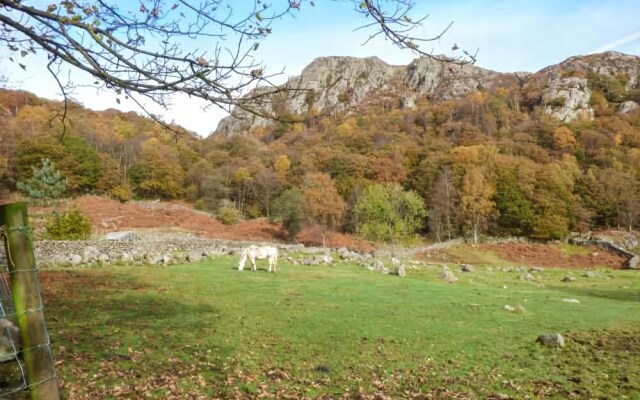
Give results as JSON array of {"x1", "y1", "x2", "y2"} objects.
[{"x1": 0, "y1": 202, "x2": 60, "y2": 400}]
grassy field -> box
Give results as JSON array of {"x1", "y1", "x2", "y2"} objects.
[{"x1": 25, "y1": 256, "x2": 640, "y2": 398}]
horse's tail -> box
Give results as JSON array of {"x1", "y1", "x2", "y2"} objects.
[{"x1": 238, "y1": 248, "x2": 248, "y2": 271}]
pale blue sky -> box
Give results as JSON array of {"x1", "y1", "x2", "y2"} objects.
[{"x1": 1, "y1": 0, "x2": 639, "y2": 136}]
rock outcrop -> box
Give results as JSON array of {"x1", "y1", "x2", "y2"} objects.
[{"x1": 214, "y1": 51, "x2": 640, "y2": 136}]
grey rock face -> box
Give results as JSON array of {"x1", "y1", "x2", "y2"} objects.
[
  {"x1": 215, "y1": 55, "x2": 499, "y2": 136},
  {"x1": 618, "y1": 100, "x2": 638, "y2": 114},
  {"x1": 542, "y1": 76, "x2": 593, "y2": 122},
  {"x1": 215, "y1": 52, "x2": 640, "y2": 136}
]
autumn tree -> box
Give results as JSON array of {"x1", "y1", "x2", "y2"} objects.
[
  {"x1": 96, "y1": 153, "x2": 132, "y2": 202},
  {"x1": 601, "y1": 169, "x2": 640, "y2": 231},
  {"x1": 301, "y1": 172, "x2": 346, "y2": 235},
  {"x1": 248, "y1": 168, "x2": 282, "y2": 217},
  {"x1": 272, "y1": 188, "x2": 304, "y2": 241},
  {"x1": 185, "y1": 160, "x2": 215, "y2": 201},
  {"x1": 459, "y1": 166, "x2": 496, "y2": 244},
  {"x1": 494, "y1": 166, "x2": 533, "y2": 236},
  {"x1": 129, "y1": 138, "x2": 185, "y2": 198},
  {"x1": 0, "y1": 109, "x2": 15, "y2": 198},
  {"x1": 552, "y1": 126, "x2": 577, "y2": 154},
  {"x1": 428, "y1": 167, "x2": 457, "y2": 242},
  {"x1": 354, "y1": 183, "x2": 426, "y2": 248},
  {"x1": 529, "y1": 160, "x2": 578, "y2": 240},
  {"x1": 201, "y1": 168, "x2": 232, "y2": 211},
  {"x1": 231, "y1": 167, "x2": 252, "y2": 214},
  {"x1": 574, "y1": 168, "x2": 615, "y2": 228},
  {"x1": 448, "y1": 145, "x2": 496, "y2": 243}
]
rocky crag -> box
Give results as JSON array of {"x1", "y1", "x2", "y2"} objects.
[{"x1": 214, "y1": 52, "x2": 640, "y2": 136}]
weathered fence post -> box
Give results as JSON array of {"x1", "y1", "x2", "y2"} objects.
[{"x1": 0, "y1": 202, "x2": 60, "y2": 400}]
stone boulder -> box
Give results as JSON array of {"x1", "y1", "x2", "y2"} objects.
[
  {"x1": 320, "y1": 255, "x2": 333, "y2": 265},
  {"x1": 460, "y1": 264, "x2": 475, "y2": 272},
  {"x1": 519, "y1": 273, "x2": 535, "y2": 281},
  {"x1": 82, "y1": 246, "x2": 102, "y2": 262},
  {"x1": 120, "y1": 251, "x2": 135, "y2": 263},
  {"x1": 372, "y1": 259, "x2": 385, "y2": 271},
  {"x1": 338, "y1": 247, "x2": 361, "y2": 261},
  {"x1": 536, "y1": 333, "x2": 565, "y2": 348},
  {"x1": 439, "y1": 270, "x2": 458, "y2": 283},
  {"x1": 186, "y1": 251, "x2": 204, "y2": 263},
  {"x1": 104, "y1": 231, "x2": 141, "y2": 241},
  {"x1": 69, "y1": 254, "x2": 82, "y2": 266},
  {"x1": 625, "y1": 255, "x2": 639, "y2": 270},
  {"x1": 394, "y1": 264, "x2": 406, "y2": 278}
]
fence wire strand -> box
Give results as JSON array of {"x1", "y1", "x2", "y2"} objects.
[{"x1": 0, "y1": 224, "x2": 58, "y2": 398}]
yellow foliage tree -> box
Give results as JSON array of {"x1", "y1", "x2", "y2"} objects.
[
  {"x1": 459, "y1": 166, "x2": 496, "y2": 244},
  {"x1": 301, "y1": 172, "x2": 346, "y2": 237},
  {"x1": 552, "y1": 126, "x2": 577, "y2": 153}
]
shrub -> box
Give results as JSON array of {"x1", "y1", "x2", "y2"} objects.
[
  {"x1": 216, "y1": 205, "x2": 242, "y2": 225},
  {"x1": 45, "y1": 208, "x2": 92, "y2": 240},
  {"x1": 194, "y1": 198, "x2": 206, "y2": 211},
  {"x1": 109, "y1": 184, "x2": 133, "y2": 202},
  {"x1": 244, "y1": 204, "x2": 263, "y2": 219},
  {"x1": 546, "y1": 97, "x2": 566, "y2": 108}
]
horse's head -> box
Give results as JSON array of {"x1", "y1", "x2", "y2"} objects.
[{"x1": 238, "y1": 248, "x2": 248, "y2": 271}]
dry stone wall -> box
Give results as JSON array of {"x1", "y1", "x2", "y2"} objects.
[{"x1": 33, "y1": 238, "x2": 309, "y2": 268}]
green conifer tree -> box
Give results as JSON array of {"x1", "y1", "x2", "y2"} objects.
[{"x1": 16, "y1": 158, "x2": 67, "y2": 204}]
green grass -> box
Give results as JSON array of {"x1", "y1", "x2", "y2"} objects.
[{"x1": 38, "y1": 258, "x2": 640, "y2": 399}]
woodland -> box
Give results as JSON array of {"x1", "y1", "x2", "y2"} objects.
[
  {"x1": 2, "y1": 70, "x2": 639, "y2": 243},
  {"x1": 1, "y1": 1, "x2": 637, "y2": 244}
]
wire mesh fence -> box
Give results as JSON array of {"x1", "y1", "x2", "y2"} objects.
[
  {"x1": 0, "y1": 219, "x2": 59, "y2": 399},
  {"x1": 0, "y1": 237, "x2": 27, "y2": 397}
]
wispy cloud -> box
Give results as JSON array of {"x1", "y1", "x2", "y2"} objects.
[{"x1": 590, "y1": 31, "x2": 640, "y2": 54}]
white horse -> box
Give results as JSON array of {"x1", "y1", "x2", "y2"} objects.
[{"x1": 238, "y1": 245, "x2": 279, "y2": 273}]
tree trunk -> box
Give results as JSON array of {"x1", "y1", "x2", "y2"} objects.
[
  {"x1": 443, "y1": 169, "x2": 453, "y2": 241},
  {"x1": 473, "y1": 215, "x2": 479, "y2": 245},
  {"x1": 0, "y1": 202, "x2": 60, "y2": 400}
]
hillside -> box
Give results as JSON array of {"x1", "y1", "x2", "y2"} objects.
[{"x1": 1, "y1": 51, "x2": 639, "y2": 244}]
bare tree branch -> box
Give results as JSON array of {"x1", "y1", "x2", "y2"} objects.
[
  {"x1": 353, "y1": 0, "x2": 476, "y2": 65},
  {"x1": 0, "y1": 0, "x2": 473, "y2": 129}
]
